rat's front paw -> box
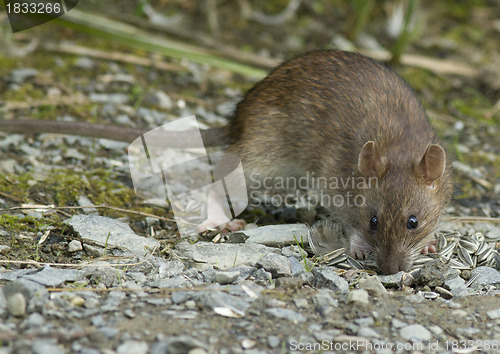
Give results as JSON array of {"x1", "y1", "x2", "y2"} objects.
[
  {"x1": 349, "y1": 233, "x2": 370, "y2": 260},
  {"x1": 421, "y1": 239, "x2": 437, "y2": 254}
]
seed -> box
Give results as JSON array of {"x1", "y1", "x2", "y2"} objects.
[
  {"x1": 439, "y1": 242, "x2": 456, "y2": 259},
  {"x1": 438, "y1": 235, "x2": 447, "y2": 250},
  {"x1": 327, "y1": 254, "x2": 348, "y2": 266},
  {"x1": 459, "y1": 238, "x2": 479, "y2": 253},
  {"x1": 447, "y1": 258, "x2": 470, "y2": 270},
  {"x1": 457, "y1": 247, "x2": 474, "y2": 267},
  {"x1": 346, "y1": 256, "x2": 364, "y2": 270},
  {"x1": 422, "y1": 291, "x2": 439, "y2": 299}
]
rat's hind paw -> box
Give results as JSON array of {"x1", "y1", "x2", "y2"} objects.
[{"x1": 197, "y1": 218, "x2": 246, "y2": 233}]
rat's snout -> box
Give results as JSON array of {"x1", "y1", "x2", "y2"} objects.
[{"x1": 377, "y1": 250, "x2": 413, "y2": 274}]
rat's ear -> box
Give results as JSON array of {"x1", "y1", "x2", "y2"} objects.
[
  {"x1": 358, "y1": 141, "x2": 387, "y2": 177},
  {"x1": 420, "y1": 144, "x2": 446, "y2": 184}
]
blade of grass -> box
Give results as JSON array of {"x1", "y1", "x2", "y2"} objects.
[{"x1": 54, "y1": 9, "x2": 267, "y2": 79}]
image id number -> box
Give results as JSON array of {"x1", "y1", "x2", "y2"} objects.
[{"x1": 6, "y1": 1, "x2": 62, "y2": 14}]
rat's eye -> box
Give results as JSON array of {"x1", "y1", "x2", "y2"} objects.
[
  {"x1": 407, "y1": 215, "x2": 418, "y2": 229},
  {"x1": 369, "y1": 216, "x2": 378, "y2": 231}
]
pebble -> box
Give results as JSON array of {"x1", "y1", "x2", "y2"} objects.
[
  {"x1": 256, "y1": 253, "x2": 292, "y2": 277},
  {"x1": 347, "y1": 289, "x2": 369, "y2": 305},
  {"x1": 68, "y1": 215, "x2": 160, "y2": 255},
  {"x1": 265, "y1": 308, "x2": 306, "y2": 323},
  {"x1": 215, "y1": 271, "x2": 240, "y2": 284},
  {"x1": 312, "y1": 268, "x2": 349, "y2": 292},
  {"x1": 68, "y1": 240, "x2": 83, "y2": 252},
  {"x1": 399, "y1": 324, "x2": 432, "y2": 341},
  {"x1": 116, "y1": 341, "x2": 149, "y2": 354},
  {"x1": 32, "y1": 340, "x2": 63, "y2": 354},
  {"x1": 358, "y1": 275, "x2": 388, "y2": 296},
  {"x1": 7, "y1": 293, "x2": 26, "y2": 317},
  {"x1": 240, "y1": 224, "x2": 309, "y2": 247},
  {"x1": 486, "y1": 308, "x2": 500, "y2": 320},
  {"x1": 470, "y1": 266, "x2": 500, "y2": 289}
]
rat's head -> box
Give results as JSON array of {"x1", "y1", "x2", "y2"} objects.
[{"x1": 356, "y1": 141, "x2": 453, "y2": 274}]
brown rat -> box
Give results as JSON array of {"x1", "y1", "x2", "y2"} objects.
[
  {"x1": 227, "y1": 50, "x2": 453, "y2": 274},
  {"x1": 0, "y1": 50, "x2": 453, "y2": 274}
]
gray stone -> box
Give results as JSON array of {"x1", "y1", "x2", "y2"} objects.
[
  {"x1": 456, "y1": 327, "x2": 480, "y2": 338},
  {"x1": 0, "y1": 245, "x2": 11, "y2": 254},
  {"x1": 444, "y1": 276, "x2": 468, "y2": 297},
  {"x1": 171, "y1": 291, "x2": 190, "y2": 304},
  {"x1": 160, "y1": 260, "x2": 186, "y2": 278},
  {"x1": 32, "y1": 339, "x2": 63, "y2": 354},
  {"x1": 215, "y1": 271, "x2": 240, "y2": 285},
  {"x1": 399, "y1": 306, "x2": 417, "y2": 317},
  {"x1": 265, "y1": 308, "x2": 306, "y2": 323},
  {"x1": 357, "y1": 327, "x2": 380, "y2": 338},
  {"x1": 487, "y1": 227, "x2": 500, "y2": 239},
  {"x1": 174, "y1": 241, "x2": 280, "y2": 270},
  {"x1": 163, "y1": 336, "x2": 207, "y2": 354},
  {"x1": 256, "y1": 254, "x2": 292, "y2": 278},
  {"x1": 470, "y1": 267, "x2": 500, "y2": 289},
  {"x1": 196, "y1": 291, "x2": 252, "y2": 315},
  {"x1": 68, "y1": 240, "x2": 83, "y2": 252},
  {"x1": 100, "y1": 327, "x2": 119, "y2": 339},
  {"x1": 400, "y1": 324, "x2": 432, "y2": 341},
  {"x1": 7, "y1": 293, "x2": 26, "y2": 317},
  {"x1": 240, "y1": 224, "x2": 309, "y2": 247},
  {"x1": 392, "y1": 319, "x2": 407, "y2": 329},
  {"x1": 347, "y1": 289, "x2": 369, "y2": 305},
  {"x1": 25, "y1": 312, "x2": 45, "y2": 328},
  {"x1": 89, "y1": 93, "x2": 129, "y2": 104},
  {"x1": 487, "y1": 308, "x2": 500, "y2": 320},
  {"x1": 288, "y1": 256, "x2": 306, "y2": 277},
  {"x1": 293, "y1": 297, "x2": 308, "y2": 308},
  {"x1": 77, "y1": 195, "x2": 98, "y2": 214},
  {"x1": 78, "y1": 267, "x2": 126, "y2": 288},
  {"x1": 358, "y1": 275, "x2": 388, "y2": 296},
  {"x1": 354, "y1": 317, "x2": 374, "y2": 326},
  {"x1": 0, "y1": 269, "x2": 34, "y2": 281},
  {"x1": 117, "y1": 341, "x2": 149, "y2": 354},
  {"x1": 312, "y1": 268, "x2": 349, "y2": 292},
  {"x1": 67, "y1": 214, "x2": 159, "y2": 255},
  {"x1": 24, "y1": 266, "x2": 79, "y2": 287},
  {"x1": 267, "y1": 335, "x2": 281, "y2": 348},
  {"x1": 377, "y1": 272, "x2": 404, "y2": 287},
  {"x1": 2, "y1": 279, "x2": 49, "y2": 313}
]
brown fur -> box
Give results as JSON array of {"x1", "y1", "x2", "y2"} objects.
[{"x1": 228, "y1": 50, "x2": 453, "y2": 274}]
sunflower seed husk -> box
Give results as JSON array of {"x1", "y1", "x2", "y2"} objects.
[
  {"x1": 413, "y1": 256, "x2": 435, "y2": 266},
  {"x1": 320, "y1": 248, "x2": 347, "y2": 262},
  {"x1": 476, "y1": 242, "x2": 490, "y2": 256},
  {"x1": 327, "y1": 254, "x2": 349, "y2": 266},
  {"x1": 457, "y1": 246, "x2": 475, "y2": 267},
  {"x1": 435, "y1": 286, "x2": 453, "y2": 299},
  {"x1": 422, "y1": 291, "x2": 439, "y2": 299},
  {"x1": 459, "y1": 238, "x2": 479, "y2": 253},
  {"x1": 472, "y1": 232, "x2": 485, "y2": 242},
  {"x1": 334, "y1": 262, "x2": 352, "y2": 270},
  {"x1": 465, "y1": 274, "x2": 479, "y2": 288},
  {"x1": 477, "y1": 245, "x2": 494, "y2": 263},
  {"x1": 439, "y1": 242, "x2": 457, "y2": 259},
  {"x1": 448, "y1": 258, "x2": 470, "y2": 270},
  {"x1": 438, "y1": 235, "x2": 447, "y2": 250},
  {"x1": 346, "y1": 256, "x2": 364, "y2": 269}
]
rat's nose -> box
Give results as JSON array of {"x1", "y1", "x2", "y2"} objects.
[{"x1": 378, "y1": 257, "x2": 411, "y2": 275}]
